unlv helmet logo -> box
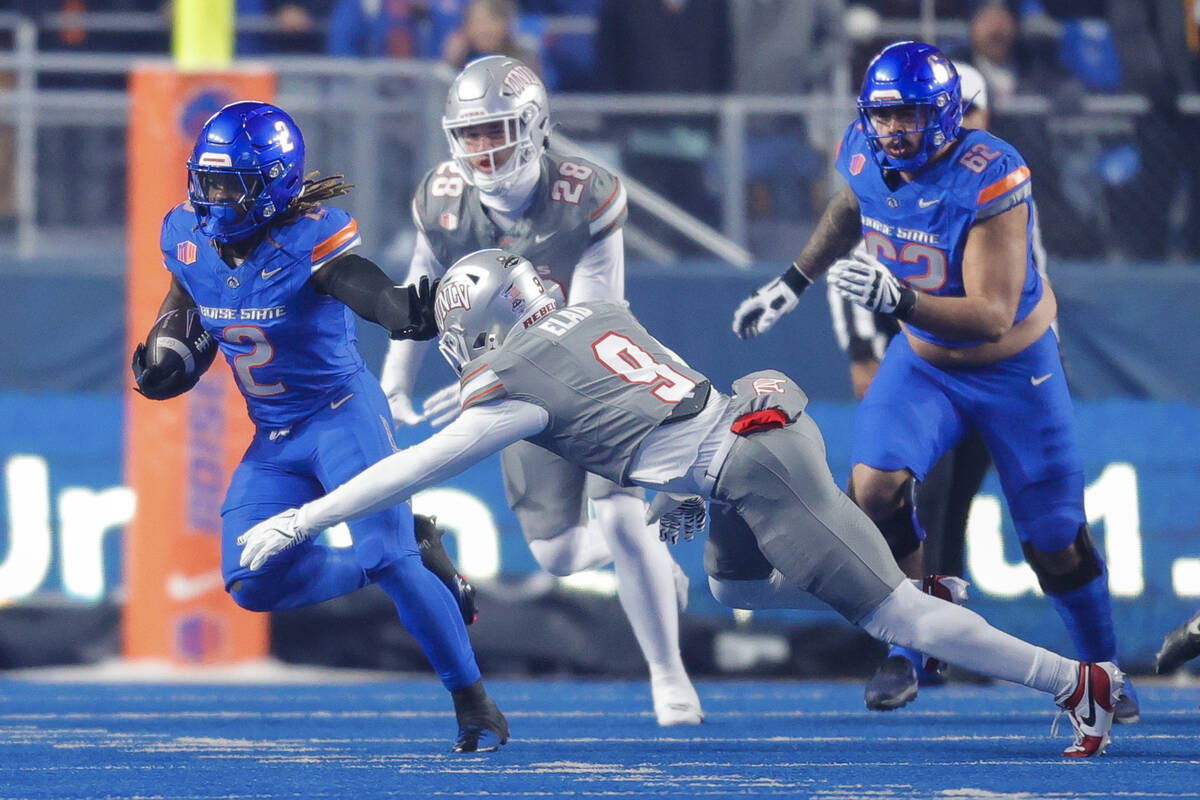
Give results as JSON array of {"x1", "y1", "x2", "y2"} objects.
[
  {"x1": 435, "y1": 281, "x2": 472, "y2": 329},
  {"x1": 502, "y1": 65, "x2": 543, "y2": 97}
]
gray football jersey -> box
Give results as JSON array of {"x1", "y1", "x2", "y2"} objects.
[
  {"x1": 459, "y1": 302, "x2": 711, "y2": 486},
  {"x1": 412, "y1": 148, "x2": 627, "y2": 299}
]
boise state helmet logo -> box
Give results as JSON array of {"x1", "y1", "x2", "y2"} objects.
[{"x1": 850, "y1": 153, "x2": 867, "y2": 176}]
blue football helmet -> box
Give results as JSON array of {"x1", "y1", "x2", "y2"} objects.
[
  {"x1": 186, "y1": 101, "x2": 305, "y2": 243},
  {"x1": 857, "y1": 41, "x2": 962, "y2": 173}
]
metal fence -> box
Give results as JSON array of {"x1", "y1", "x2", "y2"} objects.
[{"x1": 2, "y1": 13, "x2": 1199, "y2": 269}]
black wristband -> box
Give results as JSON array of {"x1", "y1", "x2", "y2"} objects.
[
  {"x1": 893, "y1": 286, "x2": 918, "y2": 321},
  {"x1": 780, "y1": 263, "x2": 814, "y2": 296}
]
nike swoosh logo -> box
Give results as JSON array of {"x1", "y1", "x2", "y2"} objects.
[
  {"x1": 1031, "y1": 373, "x2": 1053, "y2": 386},
  {"x1": 330, "y1": 393, "x2": 354, "y2": 410},
  {"x1": 166, "y1": 570, "x2": 225, "y2": 602},
  {"x1": 261, "y1": 266, "x2": 284, "y2": 279},
  {"x1": 918, "y1": 198, "x2": 939, "y2": 208},
  {"x1": 534, "y1": 232, "x2": 554, "y2": 244},
  {"x1": 1079, "y1": 668, "x2": 1096, "y2": 727}
]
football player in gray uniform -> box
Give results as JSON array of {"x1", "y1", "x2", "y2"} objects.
[
  {"x1": 241, "y1": 249, "x2": 1125, "y2": 758},
  {"x1": 379, "y1": 56, "x2": 702, "y2": 726}
]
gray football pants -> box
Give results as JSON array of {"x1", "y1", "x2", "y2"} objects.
[
  {"x1": 708, "y1": 413, "x2": 906, "y2": 623},
  {"x1": 501, "y1": 439, "x2": 642, "y2": 543}
]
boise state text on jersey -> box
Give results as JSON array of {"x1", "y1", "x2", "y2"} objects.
[
  {"x1": 835, "y1": 120, "x2": 1041, "y2": 348},
  {"x1": 160, "y1": 203, "x2": 364, "y2": 429}
]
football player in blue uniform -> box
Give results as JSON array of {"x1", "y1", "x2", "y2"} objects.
[
  {"x1": 732, "y1": 41, "x2": 1137, "y2": 721},
  {"x1": 131, "y1": 101, "x2": 507, "y2": 752}
]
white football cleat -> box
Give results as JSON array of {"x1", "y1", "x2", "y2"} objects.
[
  {"x1": 1054, "y1": 661, "x2": 1124, "y2": 758},
  {"x1": 651, "y1": 671, "x2": 704, "y2": 726}
]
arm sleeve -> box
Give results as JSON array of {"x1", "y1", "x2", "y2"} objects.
[
  {"x1": 566, "y1": 230, "x2": 625, "y2": 304},
  {"x1": 380, "y1": 231, "x2": 445, "y2": 398},
  {"x1": 297, "y1": 398, "x2": 550, "y2": 531},
  {"x1": 311, "y1": 253, "x2": 418, "y2": 337}
]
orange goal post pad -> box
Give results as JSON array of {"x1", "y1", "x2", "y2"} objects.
[{"x1": 123, "y1": 67, "x2": 274, "y2": 663}]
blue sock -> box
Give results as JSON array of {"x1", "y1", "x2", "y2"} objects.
[
  {"x1": 887, "y1": 644, "x2": 942, "y2": 684},
  {"x1": 372, "y1": 554, "x2": 481, "y2": 691},
  {"x1": 1046, "y1": 569, "x2": 1118, "y2": 663}
]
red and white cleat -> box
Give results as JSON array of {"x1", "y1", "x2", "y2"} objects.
[{"x1": 1054, "y1": 661, "x2": 1125, "y2": 758}]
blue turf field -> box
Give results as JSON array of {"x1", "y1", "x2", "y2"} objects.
[{"x1": 1, "y1": 677, "x2": 1198, "y2": 799}]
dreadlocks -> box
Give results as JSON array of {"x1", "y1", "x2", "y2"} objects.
[{"x1": 288, "y1": 171, "x2": 354, "y2": 218}]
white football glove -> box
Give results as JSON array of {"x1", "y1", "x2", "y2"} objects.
[
  {"x1": 237, "y1": 508, "x2": 314, "y2": 571},
  {"x1": 646, "y1": 492, "x2": 708, "y2": 545},
  {"x1": 732, "y1": 277, "x2": 800, "y2": 339},
  {"x1": 827, "y1": 251, "x2": 918, "y2": 319},
  {"x1": 386, "y1": 390, "x2": 425, "y2": 428},
  {"x1": 422, "y1": 381, "x2": 462, "y2": 428}
]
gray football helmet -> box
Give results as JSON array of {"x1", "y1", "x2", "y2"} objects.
[
  {"x1": 442, "y1": 56, "x2": 550, "y2": 195},
  {"x1": 435, "y1": 249, "x2": 558, "y2": 374}
]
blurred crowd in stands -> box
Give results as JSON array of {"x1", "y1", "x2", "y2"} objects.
[{"x1": 3, "y1": 0, "x2": 1200, "y2": 261}]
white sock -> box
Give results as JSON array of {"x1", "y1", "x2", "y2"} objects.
[
  {"x1": 860, "y1": 580, "x2": 1079, "y2": 696},
  {"x1": 592, "y1": 494, "x2": 688, "y2": 678}
]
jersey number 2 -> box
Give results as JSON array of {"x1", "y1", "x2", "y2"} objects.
[
  {"x1": 592, "y1": 332, "x2": 696, "y2": 403},
  {"x1": 225, "y1": 325, "x2": 286, "y2": 397}
]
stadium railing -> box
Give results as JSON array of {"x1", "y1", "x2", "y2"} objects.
[{"x1": 2, "y1": 14, "x2": 1199, "y2": 268}]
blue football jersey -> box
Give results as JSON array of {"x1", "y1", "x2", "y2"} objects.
[
  {"x1": 835, "y1": 121, "x2": 1042, "y2": 348},
  {"x1": 160, "y1": 203, "x2": 365, "y2": 429}
]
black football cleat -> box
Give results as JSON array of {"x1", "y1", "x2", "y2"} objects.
[
  {"x1": 414, "y1": 514, "x2": 478, "y2": 625},
  {"x1": 865, "y1": 654, "x2": 919, "y2": 711},
  {"x1": 450, "y1": 573, "x2": 479, "y2": 627},
  {"x1": 451, "y1": 681, "x2": 509, "y2": 754},
  {"x1": 1113, "y1": 680, "x2": 1141, "y2": 724},
  {"x1": 1156, "y1": 609, "x2": 1200, "y2": 675}
]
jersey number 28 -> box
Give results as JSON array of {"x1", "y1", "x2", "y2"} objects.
[{"x1": 551, "y1": 161, "x2": 593, "y2": 205}]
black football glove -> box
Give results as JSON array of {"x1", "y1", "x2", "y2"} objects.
[
  {"x1": 397, "y1": 276, "x2": 440, "y2": 341},
  {"x1": 131, "y1": 343, "x2": 189, "y2": 400}
]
